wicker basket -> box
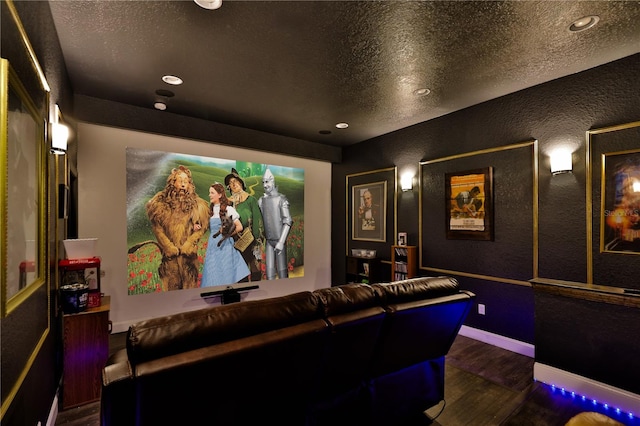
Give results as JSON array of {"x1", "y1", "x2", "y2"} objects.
[{"x1": 234, "y1": 228, "x2": 255, "y2": 252}]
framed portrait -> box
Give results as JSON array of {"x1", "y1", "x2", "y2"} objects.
[
  {"x1": 352, "y1": 181, "x2": 387, "y2": 241},
  {"x1": 587, "y1": 121, "x2": 640, "y2": 285},
  {"x1": 445, "y1": 167, "x2": 494, "y2": 241},
  {"x1": 600, "y1": 149, "x2": 640, "y2": 254},
  {"x1": 346, "y1": 167, "x2": 396, "y2": 251}
]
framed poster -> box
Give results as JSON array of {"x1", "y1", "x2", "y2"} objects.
[
  {"x1": 445, "y1": 167, "x2": 494, "y2": 241},
  {"x1": 601, "y1": 150, "x2": 640, "y2": 254},
  {"x1": 352, "y1": 181, "x2": 387, "y2": 242},
  {"x1": 346, "y1": 167, "x2": 396, "y2": 251},
  {"x1": 587, "y1": 121, "x2": 640, "y2": 285},
  {"x1": 586, "y1": 121, "x2": 640, "y2": 289}
]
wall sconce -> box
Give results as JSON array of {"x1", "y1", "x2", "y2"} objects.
[
  {"x1": 550, "y1": 149, "x2": 573, "y2": 175},
  {"x1": 400, "y1": 173, "x2": 414, "y2": 191},
  {"x1": 50, "y1": 104, "x2": 69, "y2": 155}
]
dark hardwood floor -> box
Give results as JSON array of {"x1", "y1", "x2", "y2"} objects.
[
  {"x1": 427, "y1": 337, "x2": 639, "y2": 426},
  {"x1": 55, "y1": 333, "x2": 639, "y2": 425}
]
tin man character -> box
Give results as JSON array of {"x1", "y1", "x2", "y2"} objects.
[{"x1": 258, "y1": 168, "x2": 293, "y2": 279}]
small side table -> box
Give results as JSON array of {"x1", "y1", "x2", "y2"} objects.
[{"x1": 62, "y1": 295, "x2": 111, "y2": 409}]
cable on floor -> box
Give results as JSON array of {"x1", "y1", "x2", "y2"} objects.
[{"x1": 427, "y1": 399, "x2": 446, "y2": 422}]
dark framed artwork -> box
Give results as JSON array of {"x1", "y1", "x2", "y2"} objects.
[
  {"x1": 352, "y1": 181, "x2": 387, "y2": 242},
  {"x1": 346, "y1": 167, "x2": 396, "y2": 251},
  {"x1": 601, "y1": 149, "x2": 640, "y2": 254},
  {"x1": 587, "y1": 121, "x2": 640, "y2": 285},
  {"x1": 445, "y1": 167, "x2": 494, "y2": 241},
  {"x1": 1, "y1": 1, "x2": 52, "y2": 415}
]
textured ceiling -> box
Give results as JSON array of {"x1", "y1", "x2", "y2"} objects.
[{"x1": 47, "y1": 0, "x2": 640, "y2": 147}]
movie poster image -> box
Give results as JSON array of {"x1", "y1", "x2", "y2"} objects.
[
  {"x1": 445, "y1": 167, "x2": 494, "y2": 241},
  {"x1": 602, "y1": 151, "x2": 640, "y2": 253},
  {"x1": 449, "y1": 173, "x2": 486, "y2": 230},
  {"x1": 125, "y1": 148, "x2": 304, "y2": 295},
  {"x1": 352, "y1": 181, "x2": 386, "y2": 242}
]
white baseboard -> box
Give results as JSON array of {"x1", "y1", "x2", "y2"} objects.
[
  {"x1": 534, "y1": 362, "x2": 640, "y2": 415},
  {"x1": 112, "y1": 321, "x2": 130, "y2": 333},
  {"x1": 458, "y1": 325, "x2": 535, "y2": 358},
  {"x1": 457, "y1": 328, "x2": 640, "y2": 414},
  {"x1": 46, "y1": 393, "x2": 59, "y2": 426}
]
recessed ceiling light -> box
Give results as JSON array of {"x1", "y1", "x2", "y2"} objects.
[
  {"x1": 162, "y1": 75, "x2": 183, "y2": 85},
  {"x1": 335, "y1": 122, "x2": 349, "y2": 129},
  {"x1": 569, "y1": 15, "x2": 600, "y2": 32},
  {"x1": 194, "y1": 0, "x2": 222, "y2": 10},
  {"x1": 154, "y1": 102, "x2": 167, "y2": 111},
  {"x1": 414, "y1": 88, "x2": 431, "y2": 96}
]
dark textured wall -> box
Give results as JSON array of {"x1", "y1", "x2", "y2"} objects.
[
  {"x1": 419, "y1": 146, "x2": 534, "y2": 281},
  {"x1": 2, "y1": 2, "x2": 339, "y2": 424},
  {"x1": 1, "y1": 1, "x2": 71, "y2": 425},
  {"x1": 332, "y1": 53, "x2": 640, "y2": 344},
  {"x1": 535, "y1": 289, "x2": 640, "y2": 394},
  {"x1": 2, "y1": 1, "x2": 639, "y2": 422},
  {"x1": 73, "y1": 95, "x2": 342, "y2": 164}
]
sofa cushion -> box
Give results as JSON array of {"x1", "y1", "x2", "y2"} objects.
[
  {"x1": 127, "y1": 290, "x2": 322, "y2": 365},
  {"x1": 315, "y1": 283, "x2": 380, "y2": 317},
  {"x1": 312, "y1": 283, "x2": 386, "y2": 387},
  {"x1": 373, "y1": 276, "x2": 459, "y2": 304},
  {"x1": 133, "y1": 319, "x2": 329, "y2": 426}
]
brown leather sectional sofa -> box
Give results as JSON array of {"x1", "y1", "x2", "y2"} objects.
[{"x1": 100, "y1": 276, "x2": 475, "y2": 426}]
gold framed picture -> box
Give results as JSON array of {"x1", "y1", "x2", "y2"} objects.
[{"x1": 445, "y1": 167, "x2": 494, "y2": 241}]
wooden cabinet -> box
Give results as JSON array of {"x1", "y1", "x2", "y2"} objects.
[
  {"x1": 346, "y1": 256, "x2": 382, "y2": 284},
  {"x1": 62, "y1": 296, "x2": 111, "y2": 409},
  {"x1": 391, "y1": 245, "x2": 417, "y2": 281}
]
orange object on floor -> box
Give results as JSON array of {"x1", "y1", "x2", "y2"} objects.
[{"x1": 565, "y1": 412, "x2": 624, "y2": 426}]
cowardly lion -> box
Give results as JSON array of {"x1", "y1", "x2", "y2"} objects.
[{"x1": 144, "y1": 165, "x2": 210, "y2": 291}]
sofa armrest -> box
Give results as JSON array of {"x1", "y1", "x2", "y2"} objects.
[
  {"x1": 371, "y1": 277, "x2": 475, "y2": 375},
  {"x1": 101, "y1": 349, "x2": 135, "y2": 426},
  {"x1": 372, "y1": 276, "x2": 460, "y2": 304},
  {"x1": 102, "y1": 348, "x2": 132, "y2": 385}
]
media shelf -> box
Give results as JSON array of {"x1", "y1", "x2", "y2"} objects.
[
  {"x1": 346, "y1": 256, "x2": 382, "y2": 284},
  {"x1": 391, "y1": 245, "x2": 417, "y2": 281}
]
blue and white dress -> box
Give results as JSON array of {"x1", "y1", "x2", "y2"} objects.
[{"x1": 200, "y1": 205, "x2": 250, "y2": 287}]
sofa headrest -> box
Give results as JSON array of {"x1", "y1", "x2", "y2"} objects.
[
  {"x1": 314, "y1": 283, "x2": 379, "y2": 316},
  {"x1": 372, "y1": 276, "x2": 460, "y2": 305},
  {"x1": 127, "y1": 291, "x2": 322, "y2": 365}
]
